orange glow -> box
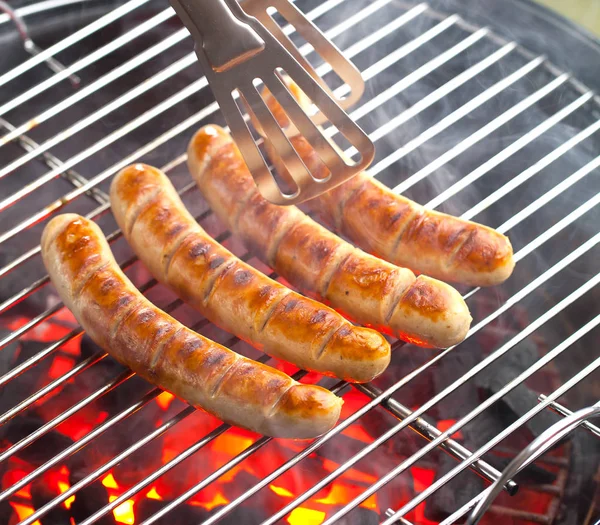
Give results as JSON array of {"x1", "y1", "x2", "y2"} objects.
[
  {"x1": 156, "y1": 391, "x2": 175, "y2": 411},
  {"x1": 287, "y1": 507, "x2": 326, "y2": 525},
  {"x1": 342, "y1": 425, "x2": 373, "y2": 444},
  {"x1": 109, "y1": 496, "x2": 135, "y2": 525},
  {"x1": 269, "y1": 484, "x2": 294, "y2": 498},
  {"x1": 57, "y1": 411, "x2": 108, "y2": 441},
  {"x1": 436, "y1": 419, "x2": 462, "y2": 439},
  {"x1": 57, "y1": 481, "x2": 75, "y2": 509},
  {"x1": 3, "y1": 469, "x2": 32, "y2": 499},
  {"x1": 315, "y1": 483, "x2": 353, "y2": 505},
  {"x1": 212, "y1": 433, "x2": 254, "y2": 456},
  {"x1": 217, "y1": 463, "x2": 249, "y2": 483},
  {"x1": 48, "y1": 355, "x2": 74, "y2": 379},
  {"x1": 9, "y1": 502, "x2": 41, "y2": 525},
  {"x1": 314, "y1": 482, "x2": 377, "y2": 510},
  {"x1": 146, "y1": 486, "x2": 163, "y2": 500},
  {"x1": 15, "y1": 486, "x2": 32, "y2": 499},
  {"x1": 411, "y1": 466, "x2": 435, "y2": 493},
  {"x1": 162, "y1": 446, "x2": 178, "y2": 464},
  {"x1": 195, "y1": 490, "x2": 229, "y2": 511},
  {"x1": 102, "y1": 473, "x2": 119, "y2": 489},
  {"x1": 321, "y1": 458, "x2": 377, "y2": 484},
  {"x1": 360, "y1": 492, "x2": 377, "y2": 511}
]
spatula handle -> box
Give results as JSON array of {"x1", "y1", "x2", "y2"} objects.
[{"x1": 170, "y1": 0, "x2": 264, "y2": 72}]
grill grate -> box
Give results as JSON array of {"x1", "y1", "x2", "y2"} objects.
[{"x1": 0, "y1": 0, "x2": 599, "y2": 524}]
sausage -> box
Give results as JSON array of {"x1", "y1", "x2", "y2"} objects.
[
  {"x1": 110, "y1": 164, "x2": 390, "y2": 383},
  {"x1": 187, "y1": 126, "x2": 472, "y2": 349},
  {"x1": 261, "y1": 82, "x2": 515, "y2": 287},
  {"x1": 40, "y1": 214, "x2": 342, "y2": 439}
]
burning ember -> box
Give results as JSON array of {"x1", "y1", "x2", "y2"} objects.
[{"x1": 0, "y1": 298, "x2": 571, "y2": 525}]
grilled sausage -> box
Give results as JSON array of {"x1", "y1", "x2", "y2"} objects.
[
  {"x1": 262, "y1": 83, "x2": 515, "y2": 287},
  {"x1": 110, "y1": 164, "x2": 390, "y2": 383},
  {"x1": 41, "y1": 214, "x2": 342, "y2": 438},
  {"x1": 187, "y1": 126, "x2": 472, "y2": 349}
]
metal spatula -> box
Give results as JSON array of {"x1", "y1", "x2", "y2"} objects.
[
  {"x1": 240, "y1": 0, "x2": 365, "y2": 116},
  {"x1": 170, "y1": 0, "x2": 375, "y2": 206}
]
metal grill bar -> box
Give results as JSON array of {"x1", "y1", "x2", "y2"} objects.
[
  {"x1": 0, "y1": 8, "x2": 177, "y2": 126},
  {"x1": 161, "y1": 226, "x2": 597, "y2": 523},
  {"x1": 345, "y1": 41, "x2": 517, "y2": 144},
  {"x1": 2, "y1": 388, "x2": 160, "y2": 504},
  {"x1": 137, "y1": 378, "x2": 347, "y2": 525},
  {"x1": 0, "y1": 1, "x2": 426, "y2": 246},
  {"x1": 466, "y1": 403, "x2": 600, "y2": 524},
  {"x1": 497, "y1": 154, "x2": 600, "y2": 234},
  {"x1": 463, "y1": 116, "x2": 600, "y2": 219},
  {"x1": 0, "y1": 0, "x2": 95, "y2": 26},
  {"x1": 262, "y1": 265, "x2": 600, "y2": 524},
  {"x1": 0, "y1": 0, "x2": 150, "y2": 89},
  {"x1": 324, "y1": 292, "x2": 600, "y2": 524},
  {"x1": 434, "y1": 354, "x2": 600, "y2": 525},
  {"x1": 366, "y1": 55, "x2": 547, "y2": 178},
  {"x1": 0, "y1": 0, "x2": 428, "y2": 215},
  {"x1": 0, "y1": 351, "x2": 108, "y2": 427},
  {"x1": 0, "y1": 329, "x2": 83, "y2": 387},
  {"x1": 353, "y1": 383, "x2": 516, "y2": 492},
  {"x1": 0, "y1": 117, "x2": 109, "y2": 205},
  {"x1": 0, "y1": 1, "x2": 598, "y2": 524},
  {"x1": 42, "y1": 405, "x2": 199, "y2": 525},
  {"x1": 24, "y1": 354, "x2": 277, "y2": 524},
  {"x1": 391, "y1": 73, "x2": 572, "y2": 194},
  {"x1": 0, "y1": 369, "x2": 133, "y2": 465},
  {"x1": 0, "y1": 302, "x2": 63, "y2": 352},
  {"x1": 0, "y1": 58, "x2": 201, "y2": 212},
  {"x1": 538, "y1": 395, "x2": 600, "y2": 438},
  {"x1": 427, "y1": 93, "x2": 597, "y2": 210}
]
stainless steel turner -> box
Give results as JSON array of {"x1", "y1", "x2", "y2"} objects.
[{"x1": 170, "y1": 0, "x2": 375, "y2": 206}]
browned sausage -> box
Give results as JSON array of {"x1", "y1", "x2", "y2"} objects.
[
  {"x1": 187, "y1": 126, "x2": 472, "y2": 349},
  {"x1": 110, "y1": 164, "x2": 390, "y2": 383},
  {"x1": 262, "y1": 83, "x2": 515, "y2": 287},
  {"x1": 41, "y1": 214, "x2": 342, "y2": 438}
]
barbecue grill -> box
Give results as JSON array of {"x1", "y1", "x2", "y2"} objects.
[{"x1": 0, "y1": 0, "x2": 599, "y2": 524}]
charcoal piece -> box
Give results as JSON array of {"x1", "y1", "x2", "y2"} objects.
[
  {"x1": 330, "y1": 507, "x2": 379, "y2": 525},
  {"x1": 108, "y1": 425, "x2": 164, "y2": 488},
  {"x1": 556, "y1": 433, "x2": 600, "y2": 525},
  {"x1": 0, "y1": 331, "x2": 19, "y2": 375},
  {"x1": 315, "y1": 427, "x2": 423, "y2": 481},
  {"x1": 222, "y1": 470, "x2": 261, "y2": 501},
  {"x1": 424, "y1": 452, "x2": 485, "y2": 522},
  {"x1": 80, "y1": 334, "x2": 105, "y2": 359},
  {"x1": 489, "y1": 453, "x2": 556, "y2": 486},
  {"x1": 0, "y1": 500, "x2": 15, "y2": 524},
  {"x1": 475, "y1": 340, "x2": 562, "y2": 437},
  {"x1": 31, "y1": 477, "x2": 71, "y2": 525},
  {"x1": 0, "y1": 339, "x2": 54, "y2": 417},
  {"x1": 209, "y1": 505, "x2": 269, "y2": 524},
  {"x1": 0, "y1": 415, "x2": 73, "y2": 466},
  {"x1": 68, "y1": 472, "x2": 113, "y2": 525},
  {"x1": 462, "y1": 403, "x2": 556, "y2": 485},
  {"x1": 378, "y1": 346, "x2": 435, "y2": 408},
  {"x1": 425, "y1": 403, "x2": 556, "y2": 520},
  {"x1": 315, "y1": 435, "x2": 386, "y2": 479},
  {"x1": 430, "y1": 345, "x2": 481, "y2": 421},
  {"x1": 138, "y1": 498, "x2": 210, "y2": 523}
]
